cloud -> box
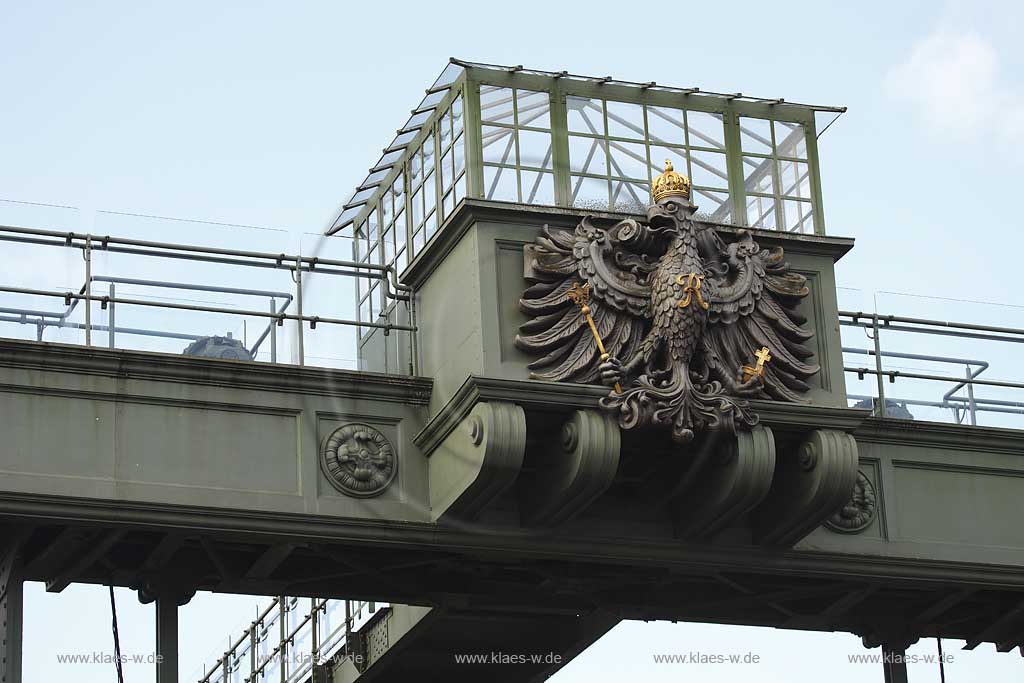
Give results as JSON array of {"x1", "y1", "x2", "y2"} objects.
[{"x1": 884, "y1": 27, "x2": 1023, "y2": 148}]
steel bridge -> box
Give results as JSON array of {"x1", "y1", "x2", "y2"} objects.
[{"x1": 3, "y1": 60, "x2": 1024, "y2": 683}]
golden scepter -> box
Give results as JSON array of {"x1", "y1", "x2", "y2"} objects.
[{"x1": 567, "y1": 282, "x2": 622, "y2": 393}]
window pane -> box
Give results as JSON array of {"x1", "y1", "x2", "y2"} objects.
[
  {"x1": 360, "y1": 295, "x2": 371, "y2": 324},
  {"x1": 396, "y1": 247, "x2": 407, "y2": 273},
  {"x1": 354, "y1": 221, "x2": 367, "y2": 261},
  {"x1": 394, "y1": 209, "x2": 406, "y2": 249},
  {"x1": 746, "y1": 195, "x2": 777, "y2": 230},
  {"x1": 422, "y1": 133, "x2": 435, "y2": 170},
  {"x1": 391, "y1": 176, "x2": 405, "y2": 215},
  {"x1": 382, "y1": 227, "x2": 395, "y2": 264},
  {"x1": 567, "y1": 96, "x2": 604, "y2": 134},
  {"x1": 608, "y1": 140, "x2": 648, "y2": 181},
  {"x1": 743, "y1": 156, "x2": 775, "y2": 195},
  {"x1": 778, "y1": 160, "x2": 811, "y2": 199},
  {"x1": 605, "y1": 100, "x2": 645, "y2": 141},
  {"x1": 739, "y1": 116, "x2": 773, "y2": 154},
  {"x1": 611, "y1": 179, "x2": 649, "y2": 213},
  {"x1": 380, "y1": 186, "x2": 392, "y2": 226},
  {"x1": 424, "y1": 211, "x2": 437, "y2": 240},
  {"x1": 423, "y1": 179, "x2": 436, "y2": 216},
  {"x1": 411, "y1": 187, "x2": 422, "y2": 226},
  {"x1": 438, "y1": 109, "x2": 453, "y2": 150},
  {"x1": 520, "y1": 170, "x2": 555, "y2": 205},
  {"x1": 454, "y1": 174, "x2": 466, "y2": 202},
  {"x1": 518, "y1": 129, "x2": 553, "y2": 170},
  {"x1": 482, "y1": 125, "x2": 516, "y2": 165},
  {"x1": 646, "y1": 106, "x2": 685, "y2": 145},
  {"x1": 774, "y1": 121, "x2": 807, "y2": 159},
  {"x1": 484, "y1": 165, "x2": 518, "y2": 202},
  {"x1": 412, "y1": 227, "x2": 425, "y2": 253},
  {"x1": 453, "y1": 134, "x2": 465, "y2": 176},
  {"x1": 694, "y1": 189, "x2": 731, "y2": 223},
  {"x1": 690, "y1": 150, "x2": 729, "y2": 190},
  {"x1": 367, "y1": 209, "x2": 378, "y2": 242},
  {"x1": 410, "y1": 149, "x2": 423, "y2": 189},
  {"x1": 687, "y1": 111, "x2": 727, "y2": 150},
  {"x1": 649, "y1": 146, "x2": 689, "y2": 180},
  {"x1": 781, "y1": 199, "x2": 814, "y2": 233},
  {"x1": 452, "y1": 93, "x2": 464, "y2": 137},
  {"x1": 441, "y1": 148, "x2": 454, "y2": 190},
  {"x1": 571, "y1": 175, "x2": 609, "y2": 210},
  {"x1": 480, "y1": 86, "x2": 514, "y2": 124},
  {"x1": 443, "y1": 190, "x2": 454, "y2": 217},
  {"x1": 569, "y1": 135, "x2": 608, "y2": 175},
  {"x1": 516, "y1": 89, "x2": 550, "y2": 129}
]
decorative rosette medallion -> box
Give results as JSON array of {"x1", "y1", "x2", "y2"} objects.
[
  {"x1": 825, "y1": 470, "x2": 877, "y2": 533},
  {"x1": 320, "y1": 423, "x2": 397, "y2": 498}
]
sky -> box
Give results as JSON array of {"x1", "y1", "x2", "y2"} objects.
[{"x1": 3, "y1": 0, "x2": 1024, "y2": 680}]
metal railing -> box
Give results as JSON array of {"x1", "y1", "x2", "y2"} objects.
[
  {"x1": 197, "y1": 597, "x2": 380, "y2": 683},
  {"x1": 0, "y1": 224, "x2": 416, "y2": 373},
  {"x1": 840, "y1": 311, "x2": 1024, "y2": 427}
]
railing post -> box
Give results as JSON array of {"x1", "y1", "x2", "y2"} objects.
[
  {"x1": 966, "y1": 365, "x2": 978, "y2": 426},
  {"x1": 310, "y1": 599, "x2": 318, "y2": 667},
  {"x1": 108, "y1": 282, "x2": 116, "y2": 349},
  {"x1": 295, "y1": 264, "x2": 305, "y2": 366},
  {"x1": 872, "y1": 314, "x2": 886, "y2": 418},
  {"x1": 83, "y1": 236, "x2": 92, "y2": 347},
  {"x1": 344, "y1": 600, "x2": 352, "y2": 657},
  {"x1": 279, "y1": 597, "x2": 287, "y2": 683},
  {"x1": 269, "y1": 298, "x2": 277, "y2": 363},
  {"x1": 249, "y1": 622, "x2": 256, "y2": 683}
]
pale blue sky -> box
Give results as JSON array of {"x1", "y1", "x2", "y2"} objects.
[{"x1": 3, "y1": 0, "x2": 1024, "y2": 680}]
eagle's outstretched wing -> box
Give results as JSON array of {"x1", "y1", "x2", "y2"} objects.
[
  {"x1": 515, "y1": 217, "x2": 658, "y2": 384},
  {"x1": 703, "y1": 229, "x2": 819, "y2": 402}
]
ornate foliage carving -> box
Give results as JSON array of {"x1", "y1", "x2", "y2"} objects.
[
  {"x1": 825, "y1": 469, "x2": 877, "y2": 533},
  {"x1": 320, "y1": 424, "x2": 397, "y2": 498},
  {"x1": 516, "y1": 171, "x2": 819, "y2": 444}
]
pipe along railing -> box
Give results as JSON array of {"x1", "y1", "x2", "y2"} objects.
[
  {"x1": 0, "y1": 224, "x2": 417, "y2": 373},
  {"x1": 840, "y1": 311, "x2": 1024, "y2": 426},
  {"x1": 197, "y1": 597, "x2": 379, "y2": 683}
]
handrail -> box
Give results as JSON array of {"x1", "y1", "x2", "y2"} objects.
[
  {"x1": 0, "y1": 223, "x2": 418, "y2": 372},
  {"x1": 839, "y1": 311, "x2": 1024, "y2": 426},
  {"x1": 197, "y1": 598, "x2": 377, "y2": 683}
]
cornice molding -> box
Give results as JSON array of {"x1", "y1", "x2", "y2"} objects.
[
  {"x1": 415, "y1": 376, "x2": 871, "y2": 456},
  {"x1": 855, "y1": 416, "x2": 1024, "y2": 454},
  {"x1": 0, "y1": 339, "x2": 433, "y2": 405}
]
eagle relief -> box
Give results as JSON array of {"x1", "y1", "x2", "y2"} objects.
[{"x1": 515, "y1": 161, "x2": 819, "y2": 443}]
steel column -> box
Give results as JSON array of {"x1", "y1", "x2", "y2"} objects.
[
  {"x1": 0, "y1": 540, "x2": 24, "y2": 683},
  {"x1": 155, "y1": 597, "x2": 179, "y2": 683},
  {"x1": 881, "y1": 644, "x2": 908, "y2": 683}
]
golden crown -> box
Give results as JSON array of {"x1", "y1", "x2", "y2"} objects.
[{"x1": 651, "y1": 159, "x2": 691, "y2": 202}]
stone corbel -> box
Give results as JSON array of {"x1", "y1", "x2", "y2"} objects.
[
  {"x1": 671, "y1": 425, "x2": 776, "y2": 541},
  {"x1": 429, "y1": 402, "x2": 527, "y2": 523},
  {"x1": 753, "y1": 429, "x2": 859, "y2": 546},
  {"x1": 520, "y1": 410, "x2": 621, "y2": 528}
]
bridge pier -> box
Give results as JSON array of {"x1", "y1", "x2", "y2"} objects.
[{"x1": 0, "y1": 534, "x2": 26, "y2": 683}]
